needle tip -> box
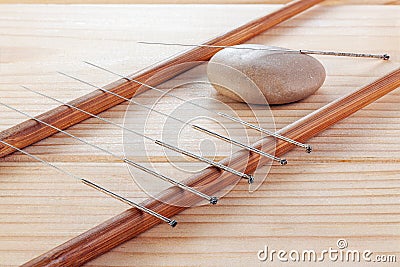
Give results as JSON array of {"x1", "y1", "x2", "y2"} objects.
[
  {"x1": 169, "y1": 220, "x2": 178, "y2": 227},
  {"x1": 383, "y1": 54, "x2": 390, "y2": 60},
  {"x1": 210, "y1": 197, "x2": 218, "y2": 205},
  {"x1": 280, "y1": 159, "x2": 288, "y2": 165}
]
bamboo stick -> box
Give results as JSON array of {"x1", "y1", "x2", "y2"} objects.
[
  {"x1": 0, "y1": 0, "x2": 323, "y2": 158},
  {"x1": 22, "y1": 68, "x2": 400, "y2": 266}
]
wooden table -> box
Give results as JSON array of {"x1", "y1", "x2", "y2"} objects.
[{"x1": 0, "y1": 3, "x2": 399, "y2": 266}]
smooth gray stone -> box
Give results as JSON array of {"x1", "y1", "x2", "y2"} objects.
[{"x1": 207, "y1": 44, "x2": 326, "y2": 105}]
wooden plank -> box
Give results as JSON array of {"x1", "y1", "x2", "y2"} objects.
[
  {"x1": 0, "y1": 4, "x2": 399, "y2": 267},
  {"x1": 0, "y1": 0, "x2": 399, "y2": 5}
]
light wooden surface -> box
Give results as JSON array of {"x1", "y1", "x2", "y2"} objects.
[
  {"x1": 0, "y1": 4, "x2": 399, "y2": 267},
  {"x1": 0, "y1": 0, "x2": 399, "y2": 5}
]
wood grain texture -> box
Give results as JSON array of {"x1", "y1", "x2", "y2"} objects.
[
  {"x1": 0, "y1": 3, "x2": 399, "y2": 267},
  {"x1": 0, "y1": 0, "x2": 399, "y2": 5}
]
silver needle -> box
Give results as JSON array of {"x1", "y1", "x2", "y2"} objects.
[
  {"x1": 155, "y1": 140, "x2": 254, "y2": 183},
  {"x1": 192, "y1": 125, "x2": 287, "y2": 164},
  {"x1": 218, "y1": 112, "x2": 312, "y2": 153},
  {"x1": 0, "y1": 139, "x2": 177, "y2": 227},
  {"x1": 137, "y1": 41, "x2": 390, "y2": 60}
]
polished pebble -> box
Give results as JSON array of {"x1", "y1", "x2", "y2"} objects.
[{"x1": 207, "y1": 44, "x2": 326, "y2": 105}]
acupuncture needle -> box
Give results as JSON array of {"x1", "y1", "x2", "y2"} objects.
[
  {"x1": 56, "y1": 71, "x2": 285, "y2": 164},
  {"x1": 83, "y1": 61, "x2": 311, "y2": 153},
  {"x1": 137, "y1": 41, "x2": 390, "y2": 60},
  {"x1": 0, "y1": 100, "x2": 219, "y2": 204},
  {"x1": 0, "y1": 139, "x2": 177, "y2": 227}
]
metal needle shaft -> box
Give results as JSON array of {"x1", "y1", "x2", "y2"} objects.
[
  {"x1": 218, "y1": 112, "x2": 312, "y2": 153},
  {"x1": 0, "y1": 139, "x2": 177, "y2": 227},
  {"x1": 137, "y1": 41, "x2": 390, "y2": 60},
  {"x1": 192, "y1": 125, "x2": 287, "y2": 165},
  {"x1": 155, "y1": 139, "x2": 254, "y2": 183}
]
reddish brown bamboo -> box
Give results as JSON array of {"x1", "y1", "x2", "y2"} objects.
[
  {"x1": 21, "y1": 69, "x2": 400, "y2": 266},
  {"x1": 0, "y1": 0, "x2": 323, "y2": 158}
]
